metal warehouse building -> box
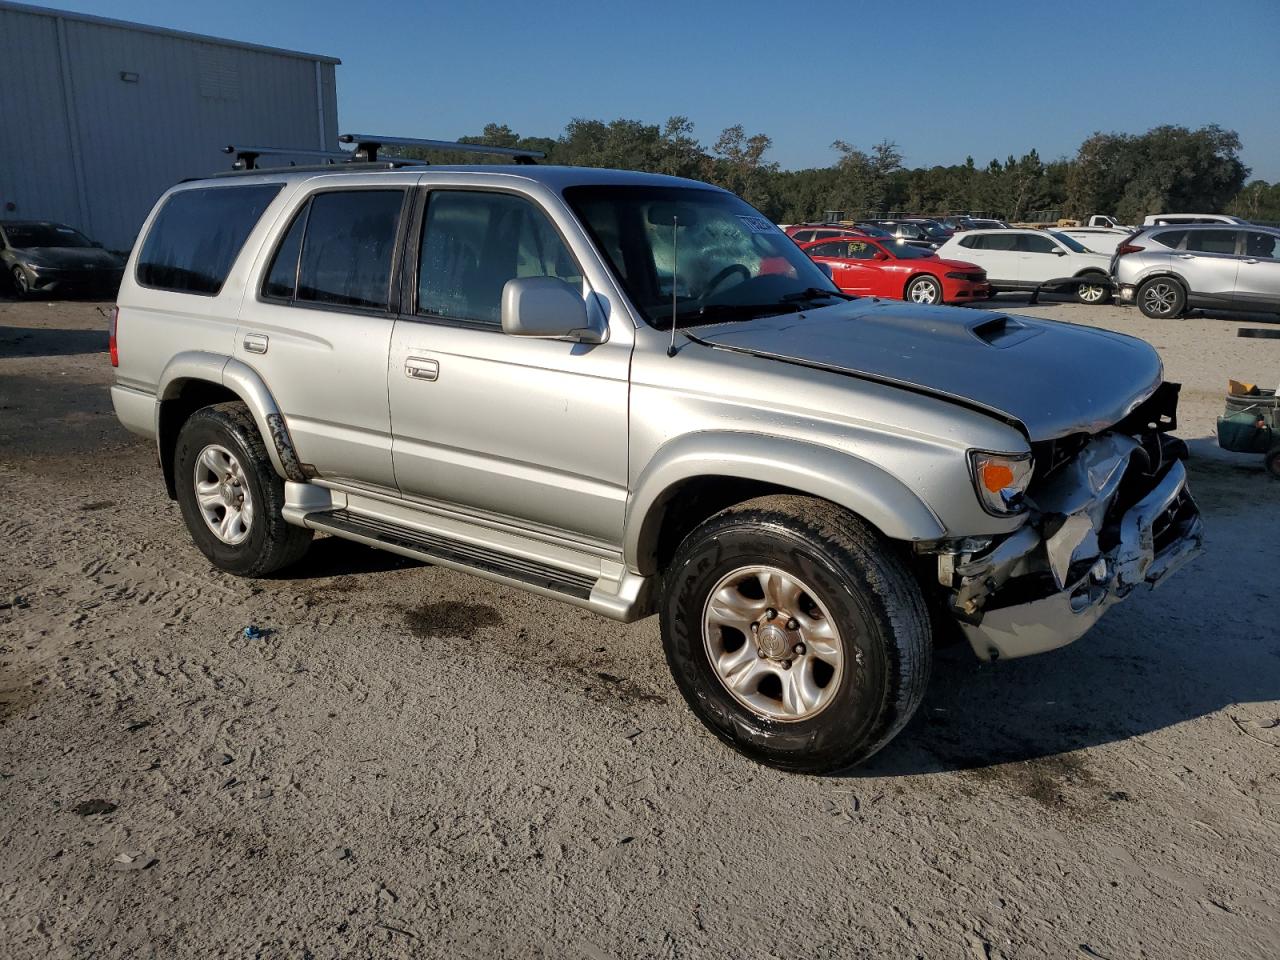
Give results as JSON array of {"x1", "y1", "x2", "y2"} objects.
[{"x1": 0, "y1": 1, "x2": 340, "y2": 250}]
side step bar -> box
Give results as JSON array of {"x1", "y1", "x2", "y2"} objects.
[{"x1": 307, "y1": 509, "x2": 597, "y2": 600}]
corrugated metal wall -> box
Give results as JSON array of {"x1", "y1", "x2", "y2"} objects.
[{"x1": 0, "y1": 3, "x2": 339, "y2": 251}]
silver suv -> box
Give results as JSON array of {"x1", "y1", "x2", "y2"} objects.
[
  {"x1": 1113, "y1": 223, "x2": 1280, "y2": 318},
  {"x1": 110, "y1": 152, "x2": 1203, "y2": 772}
]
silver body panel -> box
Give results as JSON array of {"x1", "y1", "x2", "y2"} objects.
[
  {"x1": 113, "y1": 164, "x2": 1202, "y2": 658},
  {"x1": 1112, "y1": 223, "x2": 1280, "y2": 312}
]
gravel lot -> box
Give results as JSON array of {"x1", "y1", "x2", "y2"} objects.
[{"x1": 2, "y1": 293, "x2": 1278, "y2": 959}]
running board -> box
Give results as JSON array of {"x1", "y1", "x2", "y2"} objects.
[{"x1": 308, "y1": 509, "x2": 597, "y2": 599}]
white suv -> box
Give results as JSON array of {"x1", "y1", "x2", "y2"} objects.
[{"x1": 935, "y1": 229, "x2": 1115, "y2": 303}]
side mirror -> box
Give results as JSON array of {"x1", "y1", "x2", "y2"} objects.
[
  {"x1": 501, "y1": 276, "x2": 603, "y2": 343},
  {"x1": 874, "y1": 251, "x2": 889, "y2": 261},
  {"x1": 1054, "y1": 248, "x2": 1067, "y2": 256}
]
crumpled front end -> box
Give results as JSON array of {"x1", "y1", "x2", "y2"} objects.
[{"x1": 936, "y1": 384, "x2": 1204, "y2": 661}]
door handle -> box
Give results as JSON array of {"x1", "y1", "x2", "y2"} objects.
[
  {"x1": 405, "y1": 357, "x2": 439, "y2": 381},
  {"x1": 1243, "y1": 258, "x2": 1260, "y2": 264},
  {"x1": 1176, "y1": 254, "x2": 1195, "y2": 259},
  {"x1": 244, "y1": 333, "x2": 269, "y2": 354}
]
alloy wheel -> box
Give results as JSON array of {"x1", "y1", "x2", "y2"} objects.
[
  {"x1": 702, "y1": 565, "x2": 845, "y2": 722},
  {"x1": 192, "y1": 443, "x2": 254, "y2": 545},
  {"x1": 1079, "y1": 282, "x2": 1106, "y2": 303},
  {"x1": 909, "y1": 278, "x2": 940, "y2": 304},
  {"x1": 1142, "y1": 281, "x2": 1177, "y2": 316}
]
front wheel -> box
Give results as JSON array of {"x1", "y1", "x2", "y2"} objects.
[
  {"x1": 906, "y1": 275, "x2": 942, "y2": 304},
  {"x1": 1266, "y1": 446, "x2": 1280, "y2": 480},
  {"x1": 1075, "y1": 276, "x2": 1111, "y2": 304},
  {"x1": 660, "y1": 495, "x2": 932, "y2": 773},
  {"x1": 11, "y1": 266, "x2": 32, "y2": 298},
  {"x1": 173, "y1": 402, "x2": 312, "y2": 576}
]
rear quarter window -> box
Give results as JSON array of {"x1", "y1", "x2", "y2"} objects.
[{"x1": 136, "y1": 184, "x2": 282, "y2": 295}]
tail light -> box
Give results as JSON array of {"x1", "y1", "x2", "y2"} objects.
[
  {"x1": 108, "y1": 306, "x2": 119, "y2": 367},
  {"x1": 1115, "y1": 242, "x2": 1145, "y2": 257}
]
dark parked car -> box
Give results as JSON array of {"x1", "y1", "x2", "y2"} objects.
[{"x1": 1, "y1": 220, "x2": 124, "y2": 298}]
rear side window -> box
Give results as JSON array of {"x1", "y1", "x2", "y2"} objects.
[
  {"x1": 1244, "y1": 231, "x2": 1280, "y2": 259},
  {"x1": 137, "y1": 184, "x2": 281, "y2": 295},
  {"x1": 979, "y1": 234, "x2": 1021, "y2": 251},
  {"x1": 1151, "y1": 229, "x2": 1186, "y2": 249},
  {"x1": 1184, "y1": 230, "x2": 1238, "y2": 255},
  {"x1": 957, "y1": 235, "x2": 978, "y2": 248},
  {"x1": 280, "y1": 190, "x2": 404, "y2": 310},
  {"x1": 791, "y1": 230, "x2": 814, "y2": 243}
]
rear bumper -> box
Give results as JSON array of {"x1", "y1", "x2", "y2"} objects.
[
  {"x1": 110, "y1": 384, "x2": 157, "y2": 439},
  {"x1": 952, "y1": 456, "x2": 1203, "y2": 661}
]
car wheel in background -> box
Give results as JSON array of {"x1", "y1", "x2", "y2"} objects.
[
  {"x1": 906, "y1": 275, "x2": 942, "y2": 304},
  {"x1": 11, "y1": 266, "x2": 32, "y2": 298},
  {"x1": 173, "y1": 401, "x2": 313, "y2": 577},
  {"x1": 1136, "y1": 277, "x2": 1186, "y2": 319},
  {"x1": 1075, "y1": 276, "x2": 1111, "y2": 304},
  {"x1": 660, "y1": 495, "x2": 932, "y2": 773},
  {"x1": 1266, "y1": 446, "x2": 1280, "y2": 480}
]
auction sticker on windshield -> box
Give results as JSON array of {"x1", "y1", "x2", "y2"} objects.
[{"x1": 737, "y1": 215, "x2": 777, "y2": 234}]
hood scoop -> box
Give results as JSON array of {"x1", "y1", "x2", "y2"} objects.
[{"x1": 970, "y1": 313, "x2": 1041, "y2": 348}]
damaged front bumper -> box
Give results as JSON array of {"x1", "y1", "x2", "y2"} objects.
[{"x1": 938, "y1": 439, "x2": 1204, "y2": 661}]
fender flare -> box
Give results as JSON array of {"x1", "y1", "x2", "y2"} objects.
[
  {"x1": 624, "y1": 431, "x2": 946, "y2": 575},
  {"x1": 156, "y1": 352, "x2": 306, "y2": 482}
]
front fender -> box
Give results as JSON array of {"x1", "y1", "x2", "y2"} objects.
[{"x1": 625, "y1": 431, "x2": 946, "y2": 575}]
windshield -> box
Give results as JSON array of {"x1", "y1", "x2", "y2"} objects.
[
  {"x1": 1049, "y1": 231, "x2": 1089, "y2": 253},
  {"x1": 3, "y1": 223, "x2": 92, "y2": 249},
  {"x1": 854, "y1": 224, "x2": 892, "y2": 238},
  {"x1": 566, "y1": 185, "x2": 842, "y2": 328}
]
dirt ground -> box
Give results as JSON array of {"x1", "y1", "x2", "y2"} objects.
[{"x1": 2, "y1": 292, "x2": 1279, "y2": 960}]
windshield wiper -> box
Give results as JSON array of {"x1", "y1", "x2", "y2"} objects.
[{"x1": 779, "y1": 287, "x2": 856, "y2": 303}]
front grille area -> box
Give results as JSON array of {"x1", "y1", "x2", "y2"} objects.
[{"x1": 1152, "y1": 487, "x2": 1198, "y2": 554}]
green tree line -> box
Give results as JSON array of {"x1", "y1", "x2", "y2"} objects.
[{"x1": 401, "y1": 120, "x2": 1276, "y2": 225}]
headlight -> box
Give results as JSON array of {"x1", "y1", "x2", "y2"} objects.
[{"x1": 968, "y1": 450, "x2": 1034, "y2": 516}]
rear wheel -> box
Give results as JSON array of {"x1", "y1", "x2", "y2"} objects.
[
  {"x1": 660, "y1": 495, "x2": 932, "y2": 773},
  {"x1": 906, "y1": 275, "x2": 942, "y2": 304},
  {"x1": 174, "y1": 402, "x2": 312, "y2": 576},
  {"x1": 1137, "y1": 277, "x2": 1185, "y2": 318},
  {"x1": 1075, "y1": 275, "x2": 1111, "y2": 304}
]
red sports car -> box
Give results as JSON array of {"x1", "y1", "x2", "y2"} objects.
[{"x1": 799, "y1": 236, "x2": 990, "y2": 305}]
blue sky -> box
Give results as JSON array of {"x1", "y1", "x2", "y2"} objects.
[{"x1": 29, "y1": 0, "x2": 1280, "y2": 179}]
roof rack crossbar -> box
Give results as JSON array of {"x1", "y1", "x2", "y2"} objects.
[
  {"x1": 222, "y1": 144, "x2": 431, "y2": 172},
  {"x1": 338, "y1": 133, "x2": 544, "y2": 165}
]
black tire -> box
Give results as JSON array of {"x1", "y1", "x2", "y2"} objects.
[
  {"x1": 660, "y1": 495, "x2": 932, "y2": 774},
  {"x1": 11, "y1": 266, "x2": 32, "y2": 299},
  {"x1": 1136, "y1": 276, "x2": 1186, "y2": 319},
  {"x1": 1266, "y1": 446, "x2": 1280, "y2": 480},
  {"x1": 173, "y1": 401, "x2": 312, "y2": 577},
  {"x1": 906, "y1": 274, "x2": 943, "y2": 305},
  {"x1": 1074, "y1": 274, "x2": 1112, "y2": 305}
]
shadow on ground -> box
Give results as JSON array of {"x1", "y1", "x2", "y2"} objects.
[{"x1": 0, "y1": 325, "x2": 107, "y2": 357}]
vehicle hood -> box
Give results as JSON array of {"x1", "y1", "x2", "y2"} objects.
[
  {"x1": 931, "y1": 256, "x2": 985, "y2": 273},
  {"x1": 689, "y1": 299, "x2": 1163, "y2": 441},
  {"x1": 17, "y1": 247, "x2": 122, "y2": 269}
]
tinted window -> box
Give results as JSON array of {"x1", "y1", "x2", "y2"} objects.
[
  {"x1": 958, "y1": 235, "x2": 978, "y2": 248},
  {"x1": 791, "y1": 230, "x2": 814, "y2": 243},
  {"x1": 137, "y1": 185, "x2": 281, "y2": 295},
  {"x1": 1243, "y1": 231, "x2": 1280, "y2": 259},
  {"x1": 807, "y1": 241, "x2": 846, "y2": 257},
  {"x1": 980, "y1": 233, "x2": 1021, "y2": 251},
  {"x1": 295, "y1": 190, "x2": 403, "y2": 310},
  {"x1": 1021, "y1": 234, "x2": 1059, "y2": 254},
  {"x1": 418, "y1": 191, "x2": 583, "y2": 325},
  {"x1": 1184, "y1": 230, "x2": 1238, "y2": 255},
  {"x1": 1151, "y1": 229, "x2": 1187, "y2": 250},
  {"x1": 262, "y1": 207, "x2": 307, "y2": 300}
]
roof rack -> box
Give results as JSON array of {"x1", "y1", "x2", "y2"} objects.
[
  {"x1": 338, "y1": 134, "x2": 544, "y2": 165},
  {"x1": 222, "y1": 144, "x2": 432, "y2": 171}
]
